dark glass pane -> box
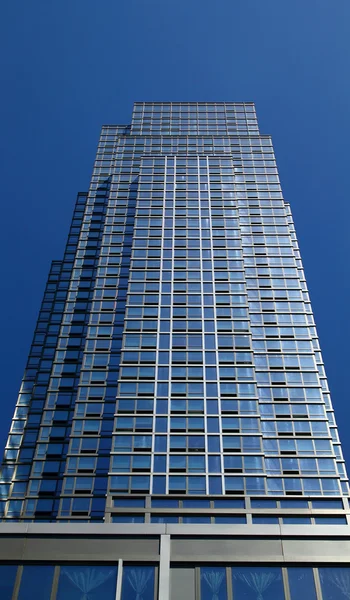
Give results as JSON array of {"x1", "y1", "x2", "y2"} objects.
[
  {"x1": 215, "y1": 516, "x2": 246, "y2": 524},
  {"x1": 214, "y1": 498, "x2": 245, "y2": 508},
  {"x1": 201, "y1": 566, "x2": 228, "y2": 600},
  {"x1": 312, "y1": 499, "x2": 343, "y2": 509},
  {"x1": 314, "y1": 516, "x2": 347, "y2": 525},
  {"x1": 183, "y1": 499, "x2": 210, "y2": 508},
  {"x1": 112, "y1": 515, "x2": 145, "y2": 523},
  {"x1": 121, "y1": 565, "x2": 155, "y2": 600},
  {"x1": 57, "y1": 565, "x2": 117, "y2": 600},
  {"x1": 151, "y1": 498, "x2": 179, "y2": 508},
  {"x1": 252, "y1": 516, "x2": 279, "y2": 524},
  {"x1": 231, "y1": 566, "x2": 285, "y2": 600},
  {"x1": 183, "y1": 516, "x2": 211, "y2": 524},
  {"x1": 288, "y1": 567, "x2": 317, "y2": 600},
  {"x1": 0, "y1": 565, "x2": 18, "y2": 600},
  {"x1": 18, "y1": 565, "x2": 55, "y2": 600},
  {"x1": 151, "y1": 515, "x2": 179, "y2": 523},
  {"x1": 319, "y1": 567, "x2": 350, "y2": 599},
  {"x1": 251, "y1": 499, "x2": 277, "y2": 508},
  {"x1": 280, "y1": 499, "x2": 308, "y2": 508},
  {"x1": 283, "y1": 517, "x2": 311, "y2": 524},
  {"x1": 114, "y1": 498, "x2": 145, "y2": 507}
]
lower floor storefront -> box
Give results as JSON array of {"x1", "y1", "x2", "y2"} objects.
[{"x1": 0, "y1": 523, "x2": 350, "y2": 599}]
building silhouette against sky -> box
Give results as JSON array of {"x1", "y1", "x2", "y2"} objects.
[{"x1": 0, "y1": 103, "x2": 349, "y2": 599}]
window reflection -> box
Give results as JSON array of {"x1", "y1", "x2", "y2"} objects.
[
  {"x1": 287, "y1": 567, "x2": 317, "y2": 600},
  {"x1": 200, "y1": 566, "x2": 228, "y2": 600},
  {"x1": 18, "y1": 565, "x2": 55, "y2": 600},
  {"x1": 5, "y1": 562, "x2": 350, "y2": 600},
  {"x1": 57, "y1": 565, "x2": 117, "y2": 600},
  {"x1": 231, "y1": 566, "x2": 285, "y2": 600},
  {"x1": 121, "y1": 565, "x2": 156, "y2": 600},
  {"x1": 319, "y1": 567, "x2": 350, "y2": 599}
]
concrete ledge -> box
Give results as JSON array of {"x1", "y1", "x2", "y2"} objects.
[
  {"x1": 0, "y1": 523, "x2": 350, "y2": 564},
  {"x1": 0, "y1": 522, "x2": 349, "y2": 538}
]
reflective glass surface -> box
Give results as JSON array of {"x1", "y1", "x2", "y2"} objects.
[
  {"x1": 0, "y1": 101, "x2": 348, "y2": 524},
  {"x1": 200, "y1": 566, "x2": 228, "y2": 600},
  {"x1": 231, "y1": 566, "x2": 285, "y2": 600},
  {"x1": 319, "y1": 567, "x2": 350, "y2": 600},
  {"x1": 288, "y1": 567, "x2": 317, "y2": 600},
  {"x1": 121, "y1": 565, "x2": 156, "y2": 600},
  {"x1": 18, "y1": 565, "x2": 55, "y2": 600},
  {"x1": 0, "y1": 564, "x2": 17, "y2": 600},
  {"x1": 57, "y1": 565, "x2": 118, "y2": 600}
]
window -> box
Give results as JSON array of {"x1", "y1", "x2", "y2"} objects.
[
  {"x1": 0, "y1": 565, "x2": 18, "y2": 599},
  {"x1": 57, "y1": 565, "x2": 118, "y2": 600},
  {"x1": 288, "y1": 568, "x2": 317, "y2": 600},
  {"x1": 214, "y1": 499, "x2": 245, "y2": 508},
  {"x1": 151, "y1": 515, "x2": 179, "y2": 523},
  {"x1": 114, "y1": 497, "x2": 145, "y2": 508},
  {"x1": 112, "y1": 514, "x2": 145, "y2": 523},
  {"x1": 253, "y1": 516, "x2": 279, "y2": 524},
  {"x1": 215, "y1": 515, "x2": 246, "y2": 524},
  {"x1": 280, "y1": 499, "x2": 308, "y2": 508},
  {"x1": 319, "y1": 567, "x2": 350, "y2": 600},
  {"x1": 183, "y1": 499, "x2": 210, "y2": 508},
  {"x1": 251, "y1": 499, "x2": 277, "y2": 508},
  {"x1": 152, "y1": 498, "x2": 179, "y2": 508},
  {"x1": 312, "y1": 499, "x2": 343, "y2": 509},
  {"x1": 183, "y1": 516, "x2": 211, "y2": 524},
  {"x1": 314, "y1": 516, "x2": 347, "y2": 525},
  {"x1": 18, "y1": 565, "x2": 55, "y2": 600},
  {"x1": 283, "y1": 517, "x2": 311, "y2": 525},
  {"x1": 200, "y1": 566, "x2": 228, "y2": 600},
  {"x1": 121, "y1": 565, "x2": 156, "y2": 600},
  {"x1": 231, "y1": 566, "x2": 285, "y2": 600}
]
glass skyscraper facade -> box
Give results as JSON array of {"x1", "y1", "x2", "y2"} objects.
[
  {"x1": 0, "y1": 102, "x2": 348, "y2": 527},
  {"x1": 1, "y1": 102, "x2": 350, "y2": 599}
]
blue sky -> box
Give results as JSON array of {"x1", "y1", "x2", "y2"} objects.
[{"x1": 0, "y1": 0, "x2": 349, "y2": 462}]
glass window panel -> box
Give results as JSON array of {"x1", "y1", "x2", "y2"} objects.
[
  {"x1": 252, "y1": 516, "x2": 279, "y2": 524},
  {"x1": 288, "y1": 568, "x2": 317, "y2": 600},
  {"x1": 57, "y1": 565, "x2": 118, "y2": 600},
  {"x1": 200, "y1": 566, "x2": 228, "y2": 600},
  {"x1": 214, "y1": 499, "x2": 245, "y2": 508},
  {"x1": 183, "y1": 516, "x2": 211, "y2": 523},
  {"x1": 215, "y1": 515, "x2": 246, "y2": 524},
  {"x1": 183, "y1": 499, "x2": 210, "y2": 508},
  {"x1": 312, "y1": 499, "x2": 343, "y2": 509},
  {"x1": 251, "y1": 499, "x2": 277, "y2": 508},
  {"x1": 280, "y1": 499, "x2": 308, "y2": 508},
  {"x1": 113, "y1": 515, "x2": 144, "y2": 523},
  {"x1": 231, "y1": 566, "x2": 285, "y2": 600},
  {"x1": 151, "y1": 515, "x2": 179, "y2": 523},
  {"x1": 18, "y1": 565, "x2": 55, "y2": 600},
  {"x1": 188, "y1": 476, "x2": 206, "y2": 494},
  {"x1": 319, "y1": 567, "x2": 350, "y2": 600},
  {"x1": 283, "y1": 517, "x2": 311, "y2": 524},
  {"x1": 0, "y1": 565, "x2": 18, "y2": 600},
  {"x1": 114, "y1": 498, "x2": 145, "y2": 508},
  {"x1": 314, "y1": 516, "x2": 347, "y2": 525},
  {"x1": 152, "y1": 498, "x2": 179, "y2": 508},
  {"x1": 121, "y1": 565, "x2": 155, "y2": 600}
]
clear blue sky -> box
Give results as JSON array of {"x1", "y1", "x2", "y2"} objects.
[{"x1": 0, "y1": 0, "x2": 349, "y2": 463}]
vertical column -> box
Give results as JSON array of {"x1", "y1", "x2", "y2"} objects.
[{"x1": 159, "y1": 534, "x2": 171, "y2": 600}]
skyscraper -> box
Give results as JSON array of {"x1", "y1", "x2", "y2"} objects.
[{"x1": 0, "y1": 103, "x2": 349, "y2": 600}]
